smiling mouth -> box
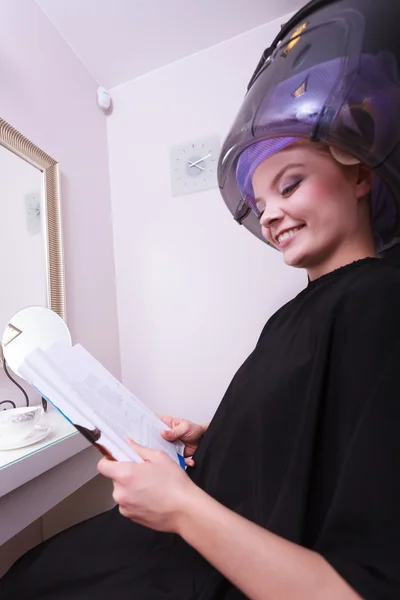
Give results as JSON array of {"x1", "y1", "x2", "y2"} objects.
[{"x1": 276, "y1": 225, "x2": 305, "y2": 246}]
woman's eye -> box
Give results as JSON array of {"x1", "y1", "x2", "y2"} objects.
[{"x1": 281, "y1": 179, "x2": 302, "y2": 197}]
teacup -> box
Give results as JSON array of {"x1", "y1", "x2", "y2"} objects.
[{"x1": 0, "y1": 405, "x2": 43, "y2": 444}]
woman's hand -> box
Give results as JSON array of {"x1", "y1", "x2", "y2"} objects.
[
  {"x1": 158, "y1": 415, "x2": 208, "y2": 467},
  {"x1": 97, "y1": 440, "x2": 200, "y2": 532}
]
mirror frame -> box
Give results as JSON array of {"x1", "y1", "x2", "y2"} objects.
[{"x1": 0, "y1": 117, "x2": 66, "y2": 322}]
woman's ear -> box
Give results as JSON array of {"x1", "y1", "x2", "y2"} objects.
[{"x1": 355, "y1": 164, "x2": 372, "y2": 199}]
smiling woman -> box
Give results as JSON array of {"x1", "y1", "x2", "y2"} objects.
[{"x1": 3, "y1": 1, "x2": 400, "y2": 599}]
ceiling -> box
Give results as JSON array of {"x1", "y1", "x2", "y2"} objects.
[{"x1": 35, "y1": 0, "x2": 306, "y2": 89}]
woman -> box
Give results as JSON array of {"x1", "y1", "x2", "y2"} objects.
[
  {"x1": 96, "y1": 139, "x2": 400, "y2": 600},
  {"x1": 2, "y1": 0, "x2": 400, "y2": 598}
]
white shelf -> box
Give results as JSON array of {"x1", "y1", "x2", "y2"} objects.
[{"x1": 0, "y1": 409, "x2": 90, "y2": 497}]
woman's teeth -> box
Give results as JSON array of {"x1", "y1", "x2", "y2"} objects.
[{"x1": 277, "y1": 226, "x2": 303, "y2": 245}]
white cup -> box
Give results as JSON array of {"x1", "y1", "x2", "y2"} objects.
[{"x1": 0, "y1": 405, "x2": 43, "y2": 444}]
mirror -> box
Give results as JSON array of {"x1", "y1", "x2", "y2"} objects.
[
  {"x1": 0, "y1": 117, "x2": 65, "y2": 410},
  {"x1": 0, "y1": 308, "x2": 75, "y2": 461},
  {"x1": 2, "y1": 307, "x2": 71, "y2": 379},
  {"x1": 0, "y1": 147, "x2": 47, "y2": 329}
]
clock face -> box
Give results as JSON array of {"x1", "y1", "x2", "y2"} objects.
[{"x1": 170, "y1": 135, "x2": 220, "y2": 197}]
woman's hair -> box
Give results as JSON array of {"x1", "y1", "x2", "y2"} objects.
[
  {"x1": 310, "y1": 141, "x2": 374, "y2": 236},
  {"x1": 292, "y1": 139, "x2": 361, "y2": 167}
]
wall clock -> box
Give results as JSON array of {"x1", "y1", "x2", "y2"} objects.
[{"x1": 170, "y1": 135, "x2": 220, "y2": 197}]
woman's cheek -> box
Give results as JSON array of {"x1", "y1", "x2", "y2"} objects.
[{"x1": 262, "y1": 227, "x2": 276, "y2": 247}]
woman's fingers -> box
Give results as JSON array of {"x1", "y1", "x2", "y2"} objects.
[
  {"x1": 157, "y1": 414, "x2": 174, "y2": 428},
  {"x1": 161, "y1": 420, "x2": 190, "y2": 441}
]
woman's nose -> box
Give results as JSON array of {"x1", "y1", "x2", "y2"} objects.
[{"x1": 259, "y1": 203, "x2": 284, "y2": 228}]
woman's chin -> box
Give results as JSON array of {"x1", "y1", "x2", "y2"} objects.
[{"x1": 282, "y1": 247, "x2": 309, "y2": 269}]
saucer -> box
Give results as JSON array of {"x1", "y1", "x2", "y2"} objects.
[{"x1": 0, "y1": 424, "x2": 52, "y2": 451}]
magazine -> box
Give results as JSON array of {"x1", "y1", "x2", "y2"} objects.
[{"x1": 17, "y1": 341, "x2": 185, "y2": 465}]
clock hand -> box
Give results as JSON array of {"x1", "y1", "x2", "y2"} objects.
[
  {"x1": 188, "y1": 152, "x2": 212, "y2": 168},
  {"x1": 188, "y1": 162, "x2": 206, "y2": 171}
]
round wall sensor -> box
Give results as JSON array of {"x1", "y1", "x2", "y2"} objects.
[{"x1": 97, "y1": 87, "x2": 111, "y2": 110}]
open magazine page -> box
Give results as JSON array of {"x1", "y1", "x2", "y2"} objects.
[
  {"x1": 45, "y1": 343, "x2": 184, "y2": 464},
  {"x1": 18, "y1": 348, "x2": 141, "y2": 462}
]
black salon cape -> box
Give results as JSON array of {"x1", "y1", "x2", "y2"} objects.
[{"x1": 2, "y1": 258, "x2": 400, "y2": 600}]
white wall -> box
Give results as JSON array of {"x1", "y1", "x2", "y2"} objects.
[
  {"x1": 0, "y1": 0, "x2": 120, "y2": 569},
  {"x1": 107, "y1": 16, "x2": 306, "y2": 424}
]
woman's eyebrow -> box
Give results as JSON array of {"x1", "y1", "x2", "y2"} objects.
[{"x1": 270, "y1": 163, "x2": 304, "y2": 189}]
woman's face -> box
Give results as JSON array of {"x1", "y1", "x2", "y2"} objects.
[{"x1": 251, "y1": 142, "x2": 373, "y2": 276}]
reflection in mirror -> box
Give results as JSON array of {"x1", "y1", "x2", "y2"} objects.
[{"x1": 0, "y1": 146, "x2": 47, "y2": 332}]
